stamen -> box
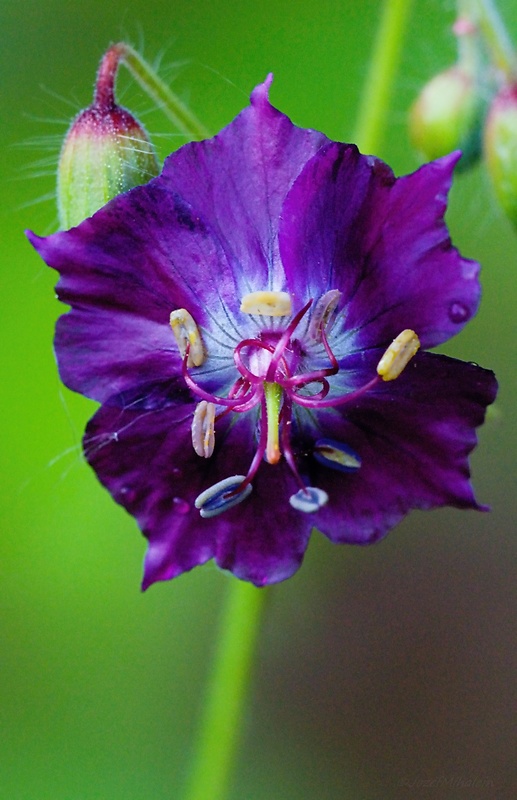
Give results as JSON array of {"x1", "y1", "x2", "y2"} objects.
[
  {"x1": 263, "y1": 382, "x2": 282, "y2": 464},
  {"x1": 195, "y1": 475, "x2": 252, "y2": 518},
  {"x1": 289, "y1": 486, "x2": 328, "y2": 513},
  {"x1": 191, "y1": 401, "x2": 216, "y2": 458},
  {"x1": 265, "y1": 299, "x2": 313, "y2": 382},
  {"x1": 234, "y1": 338, "x2": 277, "y2": 383},
  {"x1": 314, "y1": 439, "x2": 361, "y2": 472},
  {"x1": 170, "y1": 308, "x2": 205, "y2": 367},
  {"x1": 308, "y1": 290, "x2": 342, "y2": 342},
  {"x1": 286, "y1": 375, "x2": 379, "y2": 409},
  {"x1": 377, "y1": 329, "x2": 420, "y2": 381},
  {"x1": 182, "y1": 353, "x2": 260, "y2": 410},
  {"x1": 240, "y1": 291, "x2": 292, "y2": 317},
  {"x1": 279, "y1": 398, "x2": 311, "y2": 493}
]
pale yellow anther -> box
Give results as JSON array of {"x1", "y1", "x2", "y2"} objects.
[
  {"x1": 191, "y1": 401, "x2": 216, "y2": 458},
  {"x1": 377, "y1": 329, "x2": 420, "y2": 381},
  {"x1": 240, "y1": 291, "x2": 292, "y2": 317},
  {"x1": 170, "y1": 308, "x2": 205, "y2": 367}
]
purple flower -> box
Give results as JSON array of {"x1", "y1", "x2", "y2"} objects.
[{"x1": 28, "y1": 76, "x2": 497, "y2": 588}]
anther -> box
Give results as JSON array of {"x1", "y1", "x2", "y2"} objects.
[
  {"x1": 308, "y1": 290, "x2": 342, "y2": 342},
  {"x1": 195, "y1": 475, "x2": 252, "y2": 518},
  {"x1": 170, "y1": 308, "x2": 205, "y2": 367},
  {"x1": 289, "y1": 486, "x2": 328, "y2": 513},
  {"x1": 240, "y1": 291, "x2": 292, "y2": 317},
  {"x1": 191, "y1": 401, "x2": 216, "y2": 458},
  {"x1": 376, "y1": 329, "x2": 420, "y2": 381},
  {"x1": 313, "y1": 439, "x2": 361, "y2": 473}
]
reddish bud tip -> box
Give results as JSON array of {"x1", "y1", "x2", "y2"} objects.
[{"x1": 57, "y1": 46, "x2": 159, "y2": 229}]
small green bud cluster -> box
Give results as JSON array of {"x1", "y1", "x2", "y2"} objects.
[
  {"x1": 57, "y1": 44, "x2": 159, "y2": 229},
  {"x1": 409, "y1": 65, "x2": 485, "y2": 169},
  {"x1": 409, "y1": 7, "x2": 517, "y2": 226},
  {"x1": 409, "y1": 18, "x2": 489, "y2": 172},
  {"x1": 484, "y1": 84, "x2": 517, "y2": 224}
]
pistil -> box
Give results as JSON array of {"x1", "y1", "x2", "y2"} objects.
[{"x1": 263, "y1": 382, "x2": 282, "y2": 464}]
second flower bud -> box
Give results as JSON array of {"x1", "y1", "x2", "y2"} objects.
[{"x1": 57, "y1": 45, "x2": 159, "y2": 229}]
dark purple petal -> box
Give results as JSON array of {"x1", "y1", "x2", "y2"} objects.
[
  {"x1": 84, "y1": 387, "x2": 311, "y2": 588},
  {"x1": 53, "y1": 309, "x2": 177, "y2": 403},
  {"x1": 27, "y1": 188, "x2": 241, "y2": 403},
  {"x1": 303, "y1": 353, "x2": 497, "y2": 544},
  {"x1": 212, "y1": 463, "x2": 312, "y2": 586},
  {"x1": 280, "y1": 145, "x2": 480, "y2": 348}
]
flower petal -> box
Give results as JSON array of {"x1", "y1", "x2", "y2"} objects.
[
  {"x1": 27, "y1": 77, "x2": 497, "y2": 588},
  {"x1": 280, "y1": 144, "x2": 480, "y2": 348},
  {"x1": 304, "y1": 353, "x2": 497, "y2": 543},
  {"x1": 27, "y1": 188, "x2": 240, "y2": 403},
  {"x1": 83, "y1": 386, "x2": 311, "y2": 588},
  {"x1": 27, "y1": 77, "x2": 328, "y2": 403},
  {"x1": 158, "y1": 74, "x2": 329, "y2": 296}
]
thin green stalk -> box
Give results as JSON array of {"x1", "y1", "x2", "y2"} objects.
[
  {"x1": 111, "y1": 42, "x2": 210, "y2": 140},
  {"x1": 474, "y1": 0, "x2": 517, "y2": 79},
  {"x1": 182, "y1": 7, "x2": 414, "y2": 797},
  {"x1": 183, "y1": 580, "x2": 267, "y2": 800},
  {"x1": 352, "y1": 0, "x2": 413, "y2": 153}
]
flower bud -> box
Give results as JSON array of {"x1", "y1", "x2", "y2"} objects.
[
  {"x1": 409, "y1": 65, "x2": 485, "y2": 169},
  {"x1": 57, "y1": 48, "x2": 159, "y2": 229},
  {"x1": 484, "y1": 84, "x2": 517, "y2": 225}
]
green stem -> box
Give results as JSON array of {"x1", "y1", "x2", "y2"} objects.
[
  {"x1": 183, "y1": 580, "x2": 268, "y2": 800},
  {"x1": 352, "y1": 0, "x2": 413, "y2": 153},
  {"x1": 473, "y1": 0, "x2": 517, "y2": 79},
  {"x1": 109, "y1": 42, "x2": 210, "y2": 139}
]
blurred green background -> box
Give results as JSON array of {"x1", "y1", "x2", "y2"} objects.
[{"x1": 1, "y1": 1, "x2": 516, "y2": 798}]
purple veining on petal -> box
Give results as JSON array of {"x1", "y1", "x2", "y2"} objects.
[{"x1": 280, "y1": 147, "x2": 480, "y2": 350}]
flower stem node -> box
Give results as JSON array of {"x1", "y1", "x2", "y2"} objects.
[
  {"x1": 191, "y1": 401, "x2": 216, "y2": 458},
  {"x1": 313, "y1": 439, "x2": 361, "y2": 473},
  {"x1": 377, "y1": 329, "x2": 420, "y2": 381},
  {"x1": 195, "y1": 476, "x2": 253, "y2": 518},
  {"x1": 240, "y1": 291, "x2": 292, "y2": 317},
  {"x1": 308, "y1": 290, "x2": 342, "y2": 342},
  {"x1": 170, "y1": 309, "x2": 205, "y2": 367},
  {"x1": 289, "y1": 486, "x2": 329, "y2": 513}
]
